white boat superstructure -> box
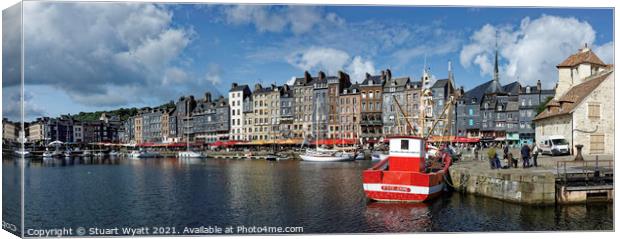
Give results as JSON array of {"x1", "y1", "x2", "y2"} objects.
[
  {"x1": 300, "y1": 148, "x2": 352, "y2": 162},
  {"x1": 178, "y1": 150, "x2": 206, "y2": 158},
  {"x1": 108, "y1": 150, "x2": 119, "y2": 157},
  {"x1": 371, "y1": 151, "x2": 388, "y2": 161},
  {"x1": 128, "y1": 150, "x2": 161, "y2": 159},
  {"x1": 82, "y1": 150, "x2": 92, "y2": 157}
]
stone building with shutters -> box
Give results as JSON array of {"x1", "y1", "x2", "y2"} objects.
[
  {"x1": 359, "y1": 73, "x2": 385, "y2": 144},
  {"x1": 338, "y1": 84, "x2": 362, "y2": 140},
  {"x1": 534, "y1": 46, "x2": 614, "y2": 155}
]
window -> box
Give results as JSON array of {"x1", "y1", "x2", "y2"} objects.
[
  {"x1": 469, "y1": 108, "x2": 474, "y2": 116},
  {"x1": 588, "y1": 103, "x2": 601, "y2": 119},
  {"x1": 590, "y1": 134, "x2": 605, "y2": 154},
  {"x1": 468, "y1": 119, "x2": 474, "y2": 126},
  {"x1": 401, "y1": 140, "x2": 409, "y2": 150}
]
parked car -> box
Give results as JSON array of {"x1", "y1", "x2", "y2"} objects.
[{"x1": 538, "y1": 136, "x2": 570, "y2": 156}]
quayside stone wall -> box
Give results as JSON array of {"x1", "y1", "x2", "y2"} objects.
[{"x1": 449, "y1": 163, "x2": 556, "y2": 205}]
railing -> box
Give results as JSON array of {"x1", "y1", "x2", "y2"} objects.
[{"x1": 556, "y1": 157, "x2": 614, "y2": 185}]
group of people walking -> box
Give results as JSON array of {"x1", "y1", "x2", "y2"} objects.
[{"x1": 471, "y1": 143, "x2": 539, "y2": 169}]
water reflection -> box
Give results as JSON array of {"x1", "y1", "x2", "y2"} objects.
[
  {"x1": 1, "y1": 156, "x2": 614, "y2": 233},
  {"x1": 365, "y1": 202, "x2": 432, "y2": 232}
]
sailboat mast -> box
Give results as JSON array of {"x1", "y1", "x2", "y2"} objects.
[{"x1": 392, "y1": 95, "x2": 414, "y2": 136}]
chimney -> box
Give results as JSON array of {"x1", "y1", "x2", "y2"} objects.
[
  {"x1": 204, "y1": 92, "x2": 212, "y2": 103},
  {"x1": 537, "y1": 80, "x2": 542, "y2": 91},
  {"x1": 365, "y1": 73, "x2": 371, "y2": 79},
  {"x1": 318, "y1": 71, "x2": 326, "y2": 80},
  {"x1": 386, "y1": 69, "x2": 392, "y2": 80},
  {"x1": 304, "y1": 71, "x2": 311, "y2": 82},
  {"x1": 231, "y1": 83, "x2": 238, "y2": 90},
  {"x1": 380, "y1": 70, "x2": 386, "y2": 80}
]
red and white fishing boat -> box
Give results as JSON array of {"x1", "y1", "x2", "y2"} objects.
[{"x1": 362, "y1": 136, "x2": 452, "y2": 202}]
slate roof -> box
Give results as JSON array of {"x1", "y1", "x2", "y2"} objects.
[
  {"x1": 431, "y1": 79, "x2": 449, "y2": 89},
  {"x1": 342, "y1": 84, "x2": 361, "y2": 95},
  {"x1": 230, "y1": 84, "x2": 250, "y2": 92},
  {"x1": 361, "y1": 75, "x2": 384, "y2": 86},
  {"x1": 408, "y1": 80, "x2": 422, "y2": 89},
  {"x1": 502, "y1": 81, "x2": 521, "y2": 94},
  {"x1": 534, "y1": 70, "x2": 612, "y2": 120},
  {"x1": 557, "y1": 48, "x2": 606, "y2": 67},
  {"x1": 384, "y1": 76, "x2": 410, "y2": 87},
  {"x1": 462, "y1": 80, "x2": 493, "y2": 102},
  {"x1": 485, "y1": 79, "x2": 504, "y2": 94}
]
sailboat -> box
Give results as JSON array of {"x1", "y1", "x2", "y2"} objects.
[
  {"x1": 299, "y1": 98, "x2": 351, "y2": 162},
  {"x1": 178, "y1": 113, "x2": 206, "y2": 158}
]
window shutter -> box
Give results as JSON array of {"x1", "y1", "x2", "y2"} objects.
[
  {"x1": 590, "y1": 134, "x2": 605, "y2": 154},
  {"x1": 588, "y1": 103, "x2": 601, "y2": 119}
]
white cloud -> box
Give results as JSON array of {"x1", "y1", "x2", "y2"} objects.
[
  {"x1": 594, "y1": 41, "x2": 614, "y2": 64},
  {"x1": 346, "y1": 56, "x2": 376, "y2": 83},
  {"x1": 163, "y1": 67, "x2": 189, "y2": 85},
  {"x1": 460, "y1": 15, "x2": 611, "y2": 88},
  {"x1": 242, "y1": 11, "x2": 461, "y2": 76},
  {"x1": 286, "y1": 47, "x2": 350, "y2": 74},
  {"x1": 223, "y1": 5, "x2": 287, "y2": 33},
  {"x1": 392, "y1": 37, "x2": 461, "y2": 67},
  {"x1": 1, "y1": 87, "x2": 48, "y2": 121},
  {"x1": 287, "y1": 6, "x2": 322, "y2": 34},
  {"x1": 221, "y1": 5, "x2": 326, "y2": 35},
  {"x1": 20, "y1": 2, "x2": 197, "y2": 107},
  {"x1": 204, "y1": 64, "x2": 223, "y2": 85},
  {"x1": 286, "y1": 76, "x2": 296, "y2": 86},
  {"x1": 286, "y1": 47, "x2": 378, "y2": 83}
]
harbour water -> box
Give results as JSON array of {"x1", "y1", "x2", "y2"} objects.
[{"x1": 2, "y1": 156, "x2": 613, "y2": 234}]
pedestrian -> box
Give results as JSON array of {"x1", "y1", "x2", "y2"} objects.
[
  {"x1": 510, "y1": 152, "x2": 518, "y2": 168},
  {"x1": 521, "y1": 144, "x2": 531, "y2": 168},
  {"x1": 487, "y1": 148, "x2": 501, "y2": 169},
  {"x1": 503, "y1": 143, "x2": 509, "y2": 161},
  {"x1": 474, "y1": 144, "x2": 480, "y2": 160},
  {"x1": 487, "y1": 147, "x2": 497, "y2": 169},
  {"x1": 532, "y1": 142, "x2": 539, "y2": 167}
]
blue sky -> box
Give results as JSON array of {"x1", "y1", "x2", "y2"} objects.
[{"x1": 1, "y1": 2, "x2": 614, "y2": 121}]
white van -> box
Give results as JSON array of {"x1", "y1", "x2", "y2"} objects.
[{"x1": 538, "y1": 136, "x2": 570, "y2": 156}]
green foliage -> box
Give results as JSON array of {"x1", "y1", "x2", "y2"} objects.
[
  {"x1": 536, "y1": 96, "x2": 553, "y2": 115},
  {"x1": 70, "y1": 101, "x2": 174, "y2": 122}
]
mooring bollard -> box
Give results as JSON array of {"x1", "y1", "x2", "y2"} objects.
[
  {"x1": 574, "y1": 144, "x2": 584, "y2": 161},
  {"x1": 594, "y1": 155, "x2": 600, "y2": 178}
]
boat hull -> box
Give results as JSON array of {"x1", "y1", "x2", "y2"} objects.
[
  {"x1": 178, "y1": 151, "x2": 206, "y2": 158},
  {"x1": 363, "y1": 183, "x2": 444, "y2": 202},
  {"x1": 300, "y1": 154, "x2": 351, "y2": 162}
]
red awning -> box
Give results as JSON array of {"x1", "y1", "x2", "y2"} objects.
[
  {"x1": 312, "y1": 138, "x2": 357, "y2": 145},
  {"x1": 453, "y1": 137, "x2": 480, "y2": 143},
  {"x1": 209, "y1": 141, "x2": 241, "y2": 147}
]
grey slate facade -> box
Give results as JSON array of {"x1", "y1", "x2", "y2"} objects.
[{"x1": 382, "y1": 70, "x2": 410, "y2": 135}]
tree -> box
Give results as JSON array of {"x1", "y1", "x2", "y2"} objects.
[{"x1": 536, "y1": 96, "x2": 553, "y2": 116}]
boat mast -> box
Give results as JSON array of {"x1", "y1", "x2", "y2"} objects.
[{"x1": 392, "y1": 95, "x2": 414, "y2": 136}]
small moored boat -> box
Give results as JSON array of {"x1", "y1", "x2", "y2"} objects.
[
  {"x1": 178, "y1": 150, "x2": 206, "y2": 158},
  {"x1": 128, "y1": 149, "x2": 161, "y2": 159}
]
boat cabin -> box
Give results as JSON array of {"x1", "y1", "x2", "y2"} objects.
[{"x1": 387, "y1": 137, "x2": 426, "y2": 172}]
